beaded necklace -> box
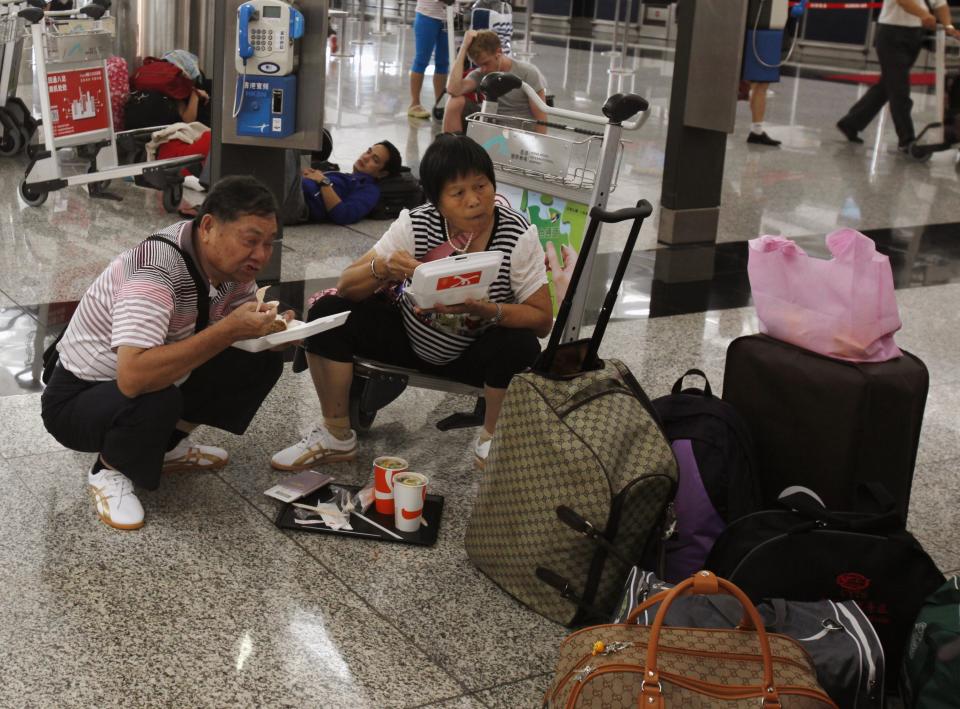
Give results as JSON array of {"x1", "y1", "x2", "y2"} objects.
[{"x1": 446, "y1": 219, "x2": 476, "y2": 254}]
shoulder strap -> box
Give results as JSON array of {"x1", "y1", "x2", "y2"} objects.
[
  {"x1": 41, "y1": 231, "x2": 210, "y2": 385},
  {"x1": 144, "y1": 234, "x2": 210, "y2": 332}
]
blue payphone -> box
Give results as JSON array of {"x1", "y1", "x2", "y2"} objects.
[{"x1": 233, "y1": 1, "x2": 305, "y2": 138}]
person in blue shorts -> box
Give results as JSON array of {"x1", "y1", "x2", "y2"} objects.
[{"x1": 408, "y1": 0, "x2": 451, "y2": 119}]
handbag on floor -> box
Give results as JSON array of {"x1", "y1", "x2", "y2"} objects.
[
  {"x1": 464, "y1": 202, "x2": 678, "y2": 627},
  {"x1": 611, "y1": 569, "x2": 885, "y2": 708},
  {"x1": 545, "y1": 571, "x2": 837, "y2": 708},
  {"x1": 706, "y1": 486, "x2": 945, "y2": 690}
]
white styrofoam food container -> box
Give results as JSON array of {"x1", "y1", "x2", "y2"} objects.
[
  {"x1": 405, "y1": 251, "x2": 504, "y2": 308},
  {"x1": 232, "y1": 311, "x2": 350, "y2": 353}
]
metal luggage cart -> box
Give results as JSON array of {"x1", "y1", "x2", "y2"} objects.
[
  {"x1": 468, "y1": 71, "x2": 646, "y2": 342},
  {"x1": 0, "y1": 0, "x2": 36, "y2": 156},
  {"x1": 16, "y1": 1, "x2": 201, "y2": 210},
  {"x1": 911, "y1": 26, "x2": 960, "y2": 162},
  {"x1": 346, "y1": 76, "x2": 649, "y2": 434},
  {"x1": 466, "y1": 113, "x2": 624, "y2": 196}
]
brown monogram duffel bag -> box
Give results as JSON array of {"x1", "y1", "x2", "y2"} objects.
[{"x1": 545, "y1": 571, "x2": 837, "y2": 708}]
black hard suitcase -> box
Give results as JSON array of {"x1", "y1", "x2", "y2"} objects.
[{"x1": 722, "y1": 334, "x2": 928, "y2": 520}]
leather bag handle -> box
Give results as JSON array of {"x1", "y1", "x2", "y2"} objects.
[
  {"x1": 624, "y1": 588, "x2": 757, "y2": 631},
  {"x1": 638, "y1": 571, "x2": 782, "y2": 709}
]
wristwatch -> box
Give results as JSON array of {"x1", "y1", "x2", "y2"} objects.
[{"x1": 319, "y1": 176, "x2": 333, "y2": 187}]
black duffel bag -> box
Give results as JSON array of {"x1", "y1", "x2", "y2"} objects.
[{"x1": 705, "y1": 485, "x2": 945, "y2": 691}]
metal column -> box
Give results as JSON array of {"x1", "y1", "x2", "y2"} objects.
[
  {"x1": 658, "y1": 0, "x2": 747, "y2": 246},
  {"x1": 210, "y1": 0, "x2": 330, "y2": 281}
]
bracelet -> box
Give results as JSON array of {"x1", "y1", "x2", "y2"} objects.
[
  {"x1": 491, "y1": 302, "x2": 504, "y2": 325},
  {"x1": 370, "y1": 257, "x2": 386, "y2": 281}
]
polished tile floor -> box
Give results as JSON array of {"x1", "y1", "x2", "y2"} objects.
[{"x1": 1, "y1": 19, "x2": 959, "y2": 708}]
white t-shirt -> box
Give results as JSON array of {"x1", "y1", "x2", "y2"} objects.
[
  {"x1": 373, "y1": 204, "x2": 547, "y2": 365},
  {"x1": 879, "y1": 0, "x2": 946, "y2": 27},
  {"x1": 416, "y1": 0, "x2": 448, "y2": 22}
]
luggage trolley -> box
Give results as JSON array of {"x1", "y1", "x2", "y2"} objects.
[
  {"x1": 16, "y1": 1, "x2": 201, "y2": 210},
  {"x1": 0, "y1": 0, "x2": 36, "y2": 157},
  {"x1": 468, "y1": 71, "x2": 647, "y2": 346},
  {"x1": 346, "y1": 76, "x2": 648, "y2": 433},
  {"x1": 911, "y1": 25, "x2": 960, "y2": 162}
]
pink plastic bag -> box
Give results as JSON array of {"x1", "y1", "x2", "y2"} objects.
[{"x1": 747, "y1": 229, "x2": 902, "y2": 362}]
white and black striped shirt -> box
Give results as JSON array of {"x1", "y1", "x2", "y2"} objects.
[
  {"x1": 373, "y1": 205, "x2": 548, "y2": 365},
  {"x1": 57, "y1": 221, "x2": 257, "y2": 381}
]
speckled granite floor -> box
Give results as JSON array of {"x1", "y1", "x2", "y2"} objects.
[
  {"x1": 0, "y1": 15, "x2": 959, "y2": 709},
  {"x1": 2, "y1": 287, "x2": 959, "y2": 707}
]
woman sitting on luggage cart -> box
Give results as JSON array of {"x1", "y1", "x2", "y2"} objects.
[{"x1": 272, "y1": 134, "x2": 553, "y2": 471}]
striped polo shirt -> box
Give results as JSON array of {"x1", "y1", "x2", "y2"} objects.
[
  {"x1": 57, "y1": 220, "x2": 257, "y2": 382},
  {"x1": 373, "y1": 204, "x2": 547, "y2": 365}
]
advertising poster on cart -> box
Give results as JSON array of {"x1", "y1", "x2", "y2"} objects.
[
  {"x1": 495, "y1": 184, "x2": 589, "y2": 313},
  {"x1": 47, "y1": 68, "x2": 110, "y2": 139}
]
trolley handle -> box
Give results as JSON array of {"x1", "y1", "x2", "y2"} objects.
[
  {"x1": 589, "y1": 202, "x2": 654, "y2": 224},
  {"x1": 478, "y1": 72, "x2": 649, "y2": 130},
  {"x1": 20, "y1": 0, "x2": 109, "y2": 22}
]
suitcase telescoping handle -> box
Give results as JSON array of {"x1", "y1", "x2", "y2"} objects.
[{"x1": 540, "y1": 200, "x2": 653, "y2": 374}]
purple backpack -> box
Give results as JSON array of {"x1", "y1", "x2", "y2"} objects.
[{"x1": 652, "y1": 370, "x2": 762, "y2": 582}]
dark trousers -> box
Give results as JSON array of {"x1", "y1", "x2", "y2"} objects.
[
  {"x1": 40, "y1": 348, "x2": 283, "y2": 490},
  {"x1": 841, "y1": 24, "x2": 924, "y2": 144},
  {"x1": 304, "y1": 295, "x2": 541, "y2": 389}
]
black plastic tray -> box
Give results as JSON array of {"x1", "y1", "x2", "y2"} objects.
[{"x1": 275, "y1": 483, "x2": 444, "y2": 546}]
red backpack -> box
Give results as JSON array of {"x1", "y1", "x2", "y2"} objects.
[{"x1": 130, "y1": 57, "x2": 193, "y2": 100}]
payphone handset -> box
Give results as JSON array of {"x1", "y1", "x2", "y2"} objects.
[
  {"x1": 747, "y1": 0, "x2": 805, "y2": 69},
  {"x1": 235, "y1": 0, "x2": 305, "y2": 76}
]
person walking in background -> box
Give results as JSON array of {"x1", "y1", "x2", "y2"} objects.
[
  {"x1": 837, "y1": 0, "x2": 959, "y2": 151},
  {"x1": 408, "y1": 0, "x2": 450, "y2": 119}
]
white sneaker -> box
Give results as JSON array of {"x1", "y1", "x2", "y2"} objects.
[
  {"x1": 162, "y1": 438, "x2": 229, "y2": 473},
  {"x1": 271, "y1": 422, "x2": 357, "y2": 471},
  {"x1": 88, "y1": 468, "x2": 145, "y2": 530},
  {"x1": 474, "y1": 433, "x2": 493, "y2": 470},
  {"x1": 183, "y1": 175, "x2": 205, "y2": 192}
]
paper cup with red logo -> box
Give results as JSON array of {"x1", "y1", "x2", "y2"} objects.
[
  {"x1": 373, "y1": 456, "x2": 408, "y2": 515},
  {"x1": 393, "y1": 472, "x2": 428, "y2": 533}
]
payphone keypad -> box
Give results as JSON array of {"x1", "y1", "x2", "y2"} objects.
[
  {"x1": 252, "y1": 29, "x2": 278, "y2": 53},
  {"x1": 250, "y1": 29, "x2": 287, "y2": 55}
]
